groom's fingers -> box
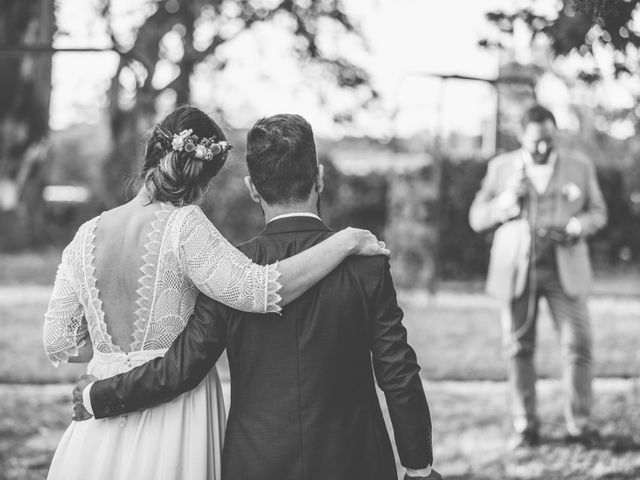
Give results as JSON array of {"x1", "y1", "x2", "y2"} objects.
[
  {"x1": 378, "y1": 241, "x2": 386, "y2": 249},
  {"x1": 72, "y1": 373, "x2": 97, "y2": 404},
  {"x1": 72, "y1": 402, "x2": 92, "y2": 421}
]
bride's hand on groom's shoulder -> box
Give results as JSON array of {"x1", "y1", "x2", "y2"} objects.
[
  {"x1": 337, "y1": 227, "x2": 390, "y2": 257},
  {"x1": 71, "y1": 374, "x2": 97, "y2": 422}
]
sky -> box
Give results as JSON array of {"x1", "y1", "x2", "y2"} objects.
[{"x1": 49, "y1": 0, "x2": 637, "y2": 139}]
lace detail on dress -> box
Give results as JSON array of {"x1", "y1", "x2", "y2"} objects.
[
  {"x1": 44, "y1": 203, "x2": 284, "y2": 366},
  {"x1": 131, "y1": 204, "x2": 175, "y2": 351},
  {"x1": 43, "y1": 224, "x2": 89, "y2": 366},
  {"x1": 177, "y1": 205, "x2": 283, "y2": 314},
  {"x1": 83, "y1": 213, "x2": 122, "y2": 354},
  {"x1": 265, "y1": 262, "x2": 283, "y2": 313}
]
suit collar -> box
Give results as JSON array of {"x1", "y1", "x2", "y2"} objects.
[{"x1": 262, "y1": 215, "x2": 332, "y2": 235}]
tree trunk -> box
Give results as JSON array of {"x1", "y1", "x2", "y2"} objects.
[
  {"x1": 0, "y1": 0, "x2": 54, "y2": 250},
  {"x1": 101, "y1": 2, "x2": 195, "y2": 206}
]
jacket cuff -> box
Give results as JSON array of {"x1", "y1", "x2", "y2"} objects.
[
  {"x1": 82, "y1": 382, "x2": 95, "y2": 416},
  {"x1": 405, "y1": 465, "x2": 432, "y2": 477}
]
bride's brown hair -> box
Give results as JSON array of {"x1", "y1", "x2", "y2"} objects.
[{"x1": 141, "y1": 105, "x2": 230, "y2": 206}]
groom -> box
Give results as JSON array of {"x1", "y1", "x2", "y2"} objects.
[{"x1": 72, "y1": 114, "x2": 439, "y2": 480}]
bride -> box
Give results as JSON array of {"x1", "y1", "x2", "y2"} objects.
[{"x1": 43, "y1": 105, "x2": 388, "y2": 480}]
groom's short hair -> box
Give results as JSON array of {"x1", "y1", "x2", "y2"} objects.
[{"x1": 246, "y1": 114, "x2": 318, "y2": 205}]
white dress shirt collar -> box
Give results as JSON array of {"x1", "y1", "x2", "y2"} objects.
[
  {"x1": 267, "y1": 212, "x2": 322, "y2": 224},
  {"x1": 521, "y1": 149, "x2": 558, "y2": 194}
]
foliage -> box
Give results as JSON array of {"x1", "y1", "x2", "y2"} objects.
[
  {"x1": 483, "y1": 0, "x2": 640, "y2": 79},
  {"x1": 97, "y1": 0, "x2": 374, "y2": 206},
  {"x1": 385, "y1": 165, "x2": 440, "y2": 291},
  {"x1": 200, "y1": 152, "x2": 387, "y2": 245},
  {"x1": 29, "y1": 147, "x2": 640, "y2": 278},
  {"x1": 0, "y1": 0, "x2": 55, "y2": 249},
  {"x1": 482, "y1": 0, "x2": 640, "y2": 131},
  {"x1": 438, "y1": 158, "x2": 491, "y2": 279},
  {"x1": 321, "y1": 157, "x2": 387, "y2": 236}
]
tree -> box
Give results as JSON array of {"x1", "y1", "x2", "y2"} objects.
[
  {"x1": 0, "y1": 0, "x2": 55, "y2": 249},
  {"x1": 98, "y1": 0, "x2": 374, "y2": 205},
  {"x1": 481, "y1": 0, "x2": 640, "y2": 128}
]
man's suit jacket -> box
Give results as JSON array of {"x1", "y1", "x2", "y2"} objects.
[
  {"x1": 89, "y1": 216, "x2": 433, "y2": 480},
  {"x1": 469, "y1": 149, "x2": 607, "y2": 300}
]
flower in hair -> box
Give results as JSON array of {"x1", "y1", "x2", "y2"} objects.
[
  {"x1": 171, "y1": 129, "x2": 192, "y2": 151},
  {"x1": 171, "y1": 129, "x2": 233, "y2": 161},
  {"x1": 194, "y1": 144, "x2": 208, "y2": 159}
]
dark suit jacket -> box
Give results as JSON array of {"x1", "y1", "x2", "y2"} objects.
[{"x1": 89, "y1": 216, "x2": 433, "y2": 480}]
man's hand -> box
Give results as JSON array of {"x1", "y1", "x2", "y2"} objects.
[
  {"x1": 505, "y1": 171, "x2": 528, "y2": 200},
  {"x1": 565, "y1": 217, "x2": 583, "y2": 239},
  {"x1": 71, "y1": 374, "x2": 97, "y2": 421},
  {"x1": 496, "y1": 172, "x2": 527, "y2": 222},
  {"x1": 405, "y1": 468, "x2": 443, "y2": 480}
]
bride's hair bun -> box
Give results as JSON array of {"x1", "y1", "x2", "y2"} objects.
[{"x1": 140, "y1": 105, "x2": 229, "y2": 206}]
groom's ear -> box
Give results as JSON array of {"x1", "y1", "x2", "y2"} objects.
[
  {"x1": 316, "y1": 164, "x2": 324, "y2": 193},
  {"x1": 244, "y1": 176, "x2": 262, "y2": 204}
]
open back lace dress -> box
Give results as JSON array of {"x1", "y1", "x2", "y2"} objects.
[{"x1": 43, "y1": 204, "x2": 282, "y2": 480}]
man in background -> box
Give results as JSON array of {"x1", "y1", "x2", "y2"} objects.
[{"x1": 469, "y1": 105, "x2": 607, "y2": 448}]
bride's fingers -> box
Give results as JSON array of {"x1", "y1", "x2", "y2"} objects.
[
  {"x1": 375, "y1": 241, "x2": 391, "y2": 257},
  {"x1": 367, "y1": 235, "x2": 390, "y2": 256}
]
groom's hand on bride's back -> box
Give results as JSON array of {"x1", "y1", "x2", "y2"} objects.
[{"x1": 71, "y1": 374, "x2": 97, "y2": 421}]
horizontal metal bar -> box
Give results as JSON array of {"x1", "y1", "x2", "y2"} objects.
[{"x1": 0, "y1": 46, "x2": 118, "y2": 56}]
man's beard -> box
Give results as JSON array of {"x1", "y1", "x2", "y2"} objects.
[
  {"x1": 532, "y1": 141, "x2": 553, "y2": 164},
  {"x1": 532, "y1": 151, "x2": 551, "y2": 165}
]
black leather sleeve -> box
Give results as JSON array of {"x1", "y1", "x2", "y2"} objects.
[
  {"x1": 370, "y1": 259, "x2": 433, "y2": 469},
  {"x1": 89, "y1": 293, "x2": 228, "y2": 419}
]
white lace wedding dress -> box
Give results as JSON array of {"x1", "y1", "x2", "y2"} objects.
[{"x1": 43, "y1": 203, "x2": 282, "y2": 480}]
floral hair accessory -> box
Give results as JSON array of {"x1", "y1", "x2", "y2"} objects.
[{"x1": 171, "y1": 129, "x2": 233, "y2": 161}]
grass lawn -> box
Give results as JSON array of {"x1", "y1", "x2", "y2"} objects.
[
  {"x1": 2, "y1": 379, "x2": 639, "y2": 480},
  {"x1": 0, "y1": 259, "x2": 639, "y2": 479},
  {"x1": 425, "y1": 378, "x2": 640, "y2": 480},
  {"x1": 0, "y1": 251, "x2": 62, "y2": 287},
  {"x1": 2, "y1": 287, "x2": 638, "y2": 383}
]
